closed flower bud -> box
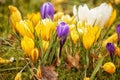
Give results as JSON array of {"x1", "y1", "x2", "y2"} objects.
[
  {"x1": 103, "y1": 62, "x2": 116, "y2": 74},
  {"x1": 106, "y1": 43, "x2": 115, "y2": 60},
  {"x1": 31, "y1": 48, "x2": 39, "y2": 63},
  {"x1": 36, "y1": 66, "x2": 42, "y2": 79},
  {"x1": 16, "y1": 20, "x2": 34, "y2": 39},
  {"x1": 27, "y1": 12, "x2": 41, "y2": 26},
  {"x1": 82, "y1": 26, "x2": 101, "y2": 50},
  {"x1": 70, "y1": 30, "x2": 79, "y2": 44},
  {"x1": 8, "y1": 5, "x2": 22, "y2": 31},
  {"x1": 115, "y1": 46, "x2": 120, "y2": 56},
  {"x1": 42, "y1": 40, "x2": 49, "y2": 52},
  {"x1": 14, "y1": 72, "x2": 21, "y2": 80},
  {"x1": 56, "y1": 22, "x2": 69, "y2": 46},
  {"x1": 0, "y1": 57, "x2": 10, "y2": 64},
  {"x1": 116, "y1": 24, "x2": 120, "y2": 42},
  {"x1": 40, "y1": 2, "x2": 54, "y2": 20},
  {"x1": 21, "y1": 36, "x2": 35, "y2": 57}
]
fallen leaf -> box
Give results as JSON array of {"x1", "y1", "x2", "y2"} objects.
[
  {"x1": 41, "y1": 66, "x2": 58, "y2": 80},
  {"x1": 66, "y1": 48, "x2": 80, "y2": 70}
]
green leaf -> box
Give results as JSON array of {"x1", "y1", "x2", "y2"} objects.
[{"x1": 90, "y1": 56, "x2": 104, "y2": 80}]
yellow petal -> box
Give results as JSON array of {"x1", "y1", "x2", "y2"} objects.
[
  {"x1": 0, "y1": 57, "x2": 10, "y2": 64},
  {"x1": 16, "y1": 20, "x2": 34, "y2": 39},
  {"x1": 36, "y1": 66, "x2": 42, "y2": 79},
  {"x1": 102, "y1": 33, "x2": 118, "y2": 47},
  {"x1": 9, "y1": 5, "x2": 22, "y2": 31},
  {"x1": 31, "y1": 48, "x2": 39, "y2": 63},
  {"x1": 21, "y1": 36, "x2": 34, "y2": 57},
  {"x1": 27, "y1": 12, "x2": 41, "y2": 26},
  {"x1": 42, "y1": 40, "x2": 49, "y2": 52},
  {"x1": 70, "y1": 30, "x2": 79, "y2": 44},
  {"x1": 14, "y1": 72, "x2": 21, "y2": 80},
  {"x1": 103, "y1": 62, "x2": 116, "y2": 74},
  {"x1": 105, "y1": 9, "x2": 117, "y2": 28}
]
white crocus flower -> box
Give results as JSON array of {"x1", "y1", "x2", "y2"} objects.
[{"x1": 73, "y1": 3, "x2": 113, "y2": 27}]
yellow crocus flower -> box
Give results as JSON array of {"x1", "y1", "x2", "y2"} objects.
[
  {"x1": 21, "y1": 36, "x2": 35, "y2": 57},
  {"x1": 54, "y1": 12, "x2": 64, "y2": 21},
  {"x1": 70, "y1": 30, "x2": 79, "y2": 44},
  {"x1": 31, "y1": 48, "x2": 39, "y2": 63},
  {"x1": 83, "y1": 31, "x2": 95, "y2": 50},
  {"x1": 83, "y1": 26, "x2": 101, "y2": 50},
  {"x1": 8, "y1": 5, "x2": 22, "y2": 31},
  {"x1": 105, "y1": 8, "x2": 117, "y2": 28},
  {"x1": 35, "y1": 19, "x2": 56, "y2": 41},
  {"x1": 16, "y1": 20, "x2": 34, "y2": 39},
  {"x1": 14, "y1": 72, "x2": 21, "y2": 80},
  {"x1": 103, "y1": 62, "x2": 116, "y2": 74},
  {"x1": 27, "y1": 12, "x2": 41, "y2": 26},
  {"x1": 42, "y1": 40, "x2": 49, "y2": 52},
  {"x1": 102, "y1": 33, "x2": 118, "y2": 47}
]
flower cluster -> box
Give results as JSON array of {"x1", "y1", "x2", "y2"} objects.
[{"x1": 8, "y1": 2, "x2": 119, "y2": 80}]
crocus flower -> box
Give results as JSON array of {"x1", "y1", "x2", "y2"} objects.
[
  {"x1": 56, "y1": 22, "x2": 69, "y2": 46},
  {"x1": 82, "y1": 26, "x2": 101, "y2": 50},
  {"x1": 16, "y1": 20, "x2": 34, "y2": 39},
  {"x1": 31, "y1": 48, "x2": 39, "y2": 63},
  {"x1": 103, "y1": 62, "x2": 116, "y2": 74},
  {"x1": 73, "y1": 3, "x2": 112, "y2": 27},
  {"x1": 8, "y1": 5, "x2": 22, "y2": 31},
  {"x1": 106, "y1": 43, "x2": 115, "y2": 60},
  {"x1": 40, "y1": 2, "x2": 54, "y2": 20},
  {"x1": 116, "y1": 24, "x2": 120, "y2": 42},
  {"x1": 27, "y1": 12, "x2": 41, "y2": 26},
  {"x1": 21, "y1": 36, "x2": 35, "y2": 57},
  {"x1": 56, "y1": 22, "x2": 69, "y2": 57},
  {"x1": 35, "y1": 19, "x2": 56, "y2": 40},
  {"x1": 14, "y1": 72, "x2": 21, "y2": 80}
]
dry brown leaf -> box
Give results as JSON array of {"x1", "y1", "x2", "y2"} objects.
[
  {"x1": 41, "y1": 66, "x2": 58, "y2": 80},
  {"x1": 66, "y1": 49, "x2": 80, "y2": 70}
]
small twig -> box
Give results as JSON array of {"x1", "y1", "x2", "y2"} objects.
[{"x1": 20, "y1": 61, "x2": 30, "y2": 73}]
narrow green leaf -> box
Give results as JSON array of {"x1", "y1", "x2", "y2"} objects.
[{"x1": 90, "y1": 56, "x2": 104, "y2": 80}]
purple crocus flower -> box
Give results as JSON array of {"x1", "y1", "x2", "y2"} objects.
[
  {"x1": 56, "y1": 22, "x2": 69, "y2": 46},
  {"x1": 40, "y1": 2, "x2": 54, "y2": 20},
  {"x1": 116, "y1": 24, "x2": 120, "y2": 42},
  {"x1": 106, "y1": 43, "x2": 115, "y2": 61},
  {"x1": 56, "y1": 22, "x2": 69, "y2": 57}
]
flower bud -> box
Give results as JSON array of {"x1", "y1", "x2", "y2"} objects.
[
  {"x1": 27, "y1": 12, "x2": 40, "y2": 26},
  {"x1": 14, "y1": 72, "x2": 21, "y2": 80},
  {"x1": 8, "y1": 5, "x2": 22, "y2": 31},
  {"x1": 36, "y1": 66, "x2": 42, "y2": 79},
  {"x1": 56, "y1": 22, "x2": 69, "y2": 46},
  {"x1": 21, "y1": 36, "x2": 34, "y2": 57},
  {"x1": 42, "y1": 40, "x2": 49, "y2": 52},
  {"x1": 116, "y1": 24, "x2": 120, "y2": 42},
  {"x1": 31, "y1": 48, "x2": 39, "y2": 63},
  {"x1": 16, "y1": 20, "x2": 34, "y2": 39},
  {"x1": 103, "y1": 62, "x2": 116, "y2": 74},
  {"x1": 40, "y1": 2, "x2": 54, "y2": 20},
  {"x1": 106, "y1": 43, "x2": 115, "y2": 60}
]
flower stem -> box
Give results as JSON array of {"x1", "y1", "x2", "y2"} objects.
[{"x1": 85, "y1": 50, "x2": 89, "y2": 77}]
